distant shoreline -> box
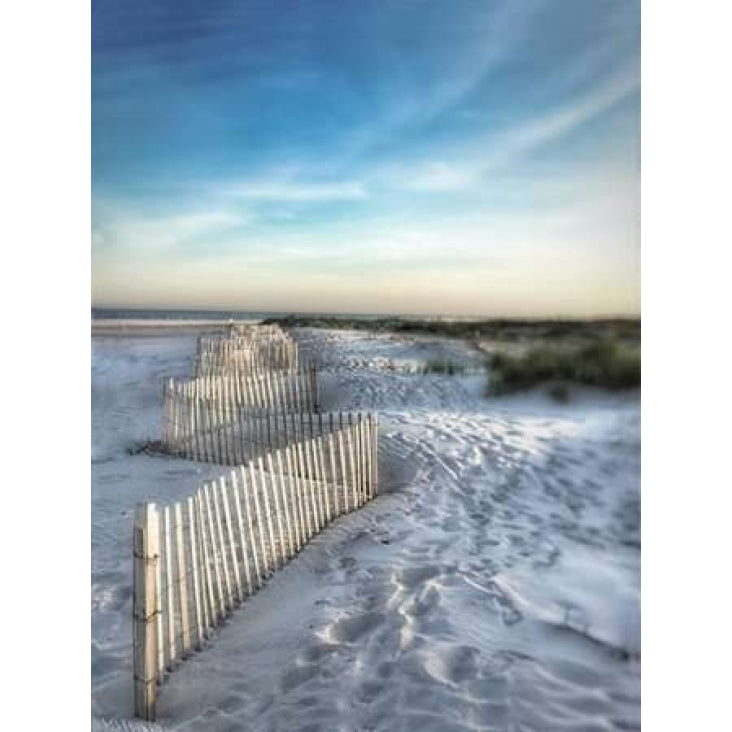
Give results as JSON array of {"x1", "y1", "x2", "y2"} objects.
[
  {"x1": 92, "y1": 307, "x2": 640, "y2": 324},
  {"x1": 91, "y1": 319, "x2": 257, "y2": 336},
  {"x1": 91, "y1": 312, "x2": 641, "y2": 341}
]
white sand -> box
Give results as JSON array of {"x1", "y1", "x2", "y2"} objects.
[{"x1": 92, "y1": 326, "x2": 640, "y2": 731}]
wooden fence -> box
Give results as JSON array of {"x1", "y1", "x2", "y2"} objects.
[
  {"x1": 133, "y1": 413, "x2": 378, "y2": 720},
  {"x1": 161, "y1": 365, "x2": 320, "y2": 464},
  {"x1": 194, "y1": 332, "x2": 299, "y2": 378},
  {"x1": 228, "y1": 323, "x2": 285, "y2": 338}
]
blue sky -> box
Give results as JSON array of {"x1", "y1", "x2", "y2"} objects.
[{"x1": 92, "y1": 0, "x2": 640, "y2": 316}]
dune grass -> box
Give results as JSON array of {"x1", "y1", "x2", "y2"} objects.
[
  {"x1": 263, "y1": 314, "x2": 640, "y2": 344},
  {"x1": 262, "y1": 314, "x2": 641, "y2": 395},
  {"x1": 419, "y1": 358, "x2": 467, "y2": 375},
  {"x1": 487, "y1": 339, "x2": 641, "y2": 395}
]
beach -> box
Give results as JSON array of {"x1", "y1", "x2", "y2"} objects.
[{"x1": 92, "y1": 322, "x2": 640, "y2": 731}]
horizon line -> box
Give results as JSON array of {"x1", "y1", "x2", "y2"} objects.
[{"x1": 91, "y1": 304, "x2": 641, "y2": 321}]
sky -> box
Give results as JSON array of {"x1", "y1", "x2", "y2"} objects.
[{"x1": 92, "y1": 0, "x2": 640, "y2": 317}]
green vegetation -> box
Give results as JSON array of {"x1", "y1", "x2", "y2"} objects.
[
  {"x1": 262, "y1": 314, "x2": 640, "y2": 344},
  {"x1": 487, "y1": 339, "x2": 641, "y2": 395},
  {"x1": 263, "y1": 314, "x2": 641, "y2": 396},
  {"x1": 420, "y1": 358, "x2": 467, "y2": 375}
]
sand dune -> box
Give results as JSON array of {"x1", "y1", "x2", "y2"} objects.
[{"x1": 92, "y1": 326, "x2": 639, "y2": 731}]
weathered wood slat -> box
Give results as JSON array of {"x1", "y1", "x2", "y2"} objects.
[
  {"x1": 231, "y1": 471, "x2": 253, "y2": 597},
  {"x1": 204, "y1": 483, "x2": 226, "y2": 618},
  {"x1": 249, "y1": 461, "x2": 271, "y2": 578},
  {"x1": 186, "y1": 496, "x2": 204, "y2": 649},
  {"x1": 164, "y1": 506, "x2": 176, "y2": 669},
  {"x1": 239, "y1": 465, "x2": 262, "y2": 589},
  {"x1": 196, "y1": 489, "x2": 217, "y2": 627},
  {"x1": 155, "y1": 509, "x2": 165, "y2": 678},
  {"x1": 221, "y1": 478, "x2": 242, "y2": 603},
  {"x1": 213, "y1": 479, "x2": 234, "y2": 611},
  {"x1": 133, "y1": 503, "x2": 159, "y2": 721},
  {"x1": 258, "y1": 455, "x2": 279, "y2": 571}
]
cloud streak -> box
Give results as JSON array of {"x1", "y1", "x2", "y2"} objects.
[
  {"x1": 223, "y1": 179, "x2": 367, "y2": 203},
  {"x1": 380, "y1": 65, "x2": 639, "y2": 195}
]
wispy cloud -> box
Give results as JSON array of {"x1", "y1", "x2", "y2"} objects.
[
  {"x1": 333, "y1": 0, "x2": 545, "y2": 164},
  {"x1": 373, "y1": 64, "x2": 639, "y2": 196},
  {"x1": 92, "y1": 207, "x2": 250, "y2": 258},
  {"x1": 222, "y1": 179, "x2": 367, "y2": 202},
  {"x1": 483, "y1": 66, "x2": 639, "y2": 166},
  {"x1": 399, "y1": 162, "x2": 482, "y2": 192}
]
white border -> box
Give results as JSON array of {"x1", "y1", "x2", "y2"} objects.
[
  {"x1": 643, "y1": 0, "x2": 732, "y2": 730},
  {"x1": 1, "y1": 0, "x2": 90, "y2": 726}
]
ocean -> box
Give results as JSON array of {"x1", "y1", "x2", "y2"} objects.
[{"x1": 91, "y1": 307, "x2": 389, "y2": 322}]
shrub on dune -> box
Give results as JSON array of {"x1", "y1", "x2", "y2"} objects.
[
  {"x1": 420, "y1": 358, "x2": 467, "y2": 375},
  {"x1": 487, "y1": 338, "x2": 640, "y2": 395}
]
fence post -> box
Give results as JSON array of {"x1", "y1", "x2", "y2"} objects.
[
  {"x1": 284, "y1": 446, "x2": 301, "y2": 550},
  {"x1": 294, "y1": 368, "x2": 302, "y2": 412},
  {"x1": 257, "y1": 455, "x2": 279, "y2": 571},
  {"x1": 212, "y1": 479, "x2": 234, "y2": 613},
  {"x1": 186, "y1": 496, "x2": 204, "y2": 649},
  {"x1": 162, "y1": 380, "x2": 169, "y2": 446},
  {"x1": 164, "y1": 506, "x2": 176, "y2": 669},
  {"x1": 203, "y1": 483, "x2": 226, "y2": 618},
  {"x1": 231, "y1": 470, "x2": 253, "y2": 597},
  {"x1": 346, "y1": 414, "x2": 358, "y2": 508},
  {"x1": 133, "y1": 503, "x2": 159, "y2": 721},
  {"x1": 312, "y1": 364, "x2": 319, "y2": 413},
  {"x1": 303, "y1": 438, "x2": 320, "y2": 532},
  {"x1": 359, "y1": 413, "x2": 367, "y2": 503},
  {"x1": 221, "y1": 477, "x2": 242, "y2": 604},
  {"x1": 373, "y1": 414, "x2": 379, "y2": 495},
  {"x1": 296, "y1": 442, "x2": 313, "y2": 539},
  {"x1": 267, "y1": 452, "x2": 287, "y2": 565},
  {"x1": 240, "y1": 465, "x2": 263, "y2": 588},
  {"x1": 249, "y1": 461, "x2": 272, "y2": 577},
  {"x1": 337, "y1": 426, "x2": 350, "y2": 514},
  {"x1": 328, "y1": 432, "x2": 339, "y2": 517},
  {"x1": 196, "y1": 489, "x2": 217, "y2": 630}
]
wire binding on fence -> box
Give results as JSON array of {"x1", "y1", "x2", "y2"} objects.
[{"x1": 133, "y1": 413, "x2": 379, "y2": 721}]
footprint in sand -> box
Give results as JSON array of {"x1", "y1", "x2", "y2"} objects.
[
  {"x1": 279, "y1": 663, "x2": 321, "y2": 693},
  {"x1": 328, "y1": 611, "x2": 384, "y2": 644},
  {"x1": 409, "y1": 585, "x2": 442, "y2": 618}
]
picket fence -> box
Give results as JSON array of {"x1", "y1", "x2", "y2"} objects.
[
  {"x1": 228, "y1": 323, "x2": 285, "y2": 338},
  {"x1": 161, "y1": 366, "x2": 320, "y2": 464},
  {"x1": 194, "y1": 332, "x2": 299, "y2": 378},
  {"x1": 133, "y1": 413, "x2": 378, "y2": 720}
]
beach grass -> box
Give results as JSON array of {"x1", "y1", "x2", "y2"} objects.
[
  {"x1": 264, "y1": 314, "x2": 640, "y2": 395},
  {"x1": 487, "y1": 339, "x2": 641, "y2": 395},
  {"x1": 420, "y1": 358, "x2": 467, "y2": 375},
  {"x1": 263, "y1": 314, "x2": 640, "y2": 345}
]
